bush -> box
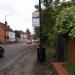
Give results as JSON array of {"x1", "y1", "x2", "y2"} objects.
[
  {"x1": 55, "y1": 6, "x2": 75, "y2": 38},
  {"x1": 47, "y1": 34, "x2": 56, "y2": 47},
  {"x1": 68, "y1": 62, "x2": 75, "y2": 75}
]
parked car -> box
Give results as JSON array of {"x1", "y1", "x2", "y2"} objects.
[
  {"x1": 34, "y1": 39, "x2": 39, "y2": 43},
  {"x1": 0, "y1": 45, "x2": 4, "y2": 57},
  {"x1": 27, "y1": 40, "x2": 32, "y2": 44},
  {"x1": 32, "y1": 39, "x2": 35, "y2": 43}
]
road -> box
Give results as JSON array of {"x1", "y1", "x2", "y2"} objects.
[{"x1": 0, "y1": 43, "x2": 35, "y2": 71}]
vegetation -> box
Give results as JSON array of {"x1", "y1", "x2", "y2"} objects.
[
  {"x1": 34, "y1": 0, "x2": 75, "y2": 68},
  {"x1": 67, "y1": 62, "x2": 75, "y2": 75},
  {"x1": 34, "y1": 0, "x2": 75, "y2": 74},
  {"x1": 34, "y1": 0, "x2": 56, "y2": 46},
  {"x1": 55, "y1": 6, "x2": 75, "y2": 39}
]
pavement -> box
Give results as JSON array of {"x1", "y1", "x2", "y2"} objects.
[{"x1": 0, "y1": 44, "x2": 47, "y2": 75}]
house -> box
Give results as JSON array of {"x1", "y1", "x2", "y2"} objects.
[
  {"x1": 7, "y1": 30, "x2": 15, "y2": 43},
  {"x1": 0, "y1": 22, "x2": 6, "y2": 44},
  {"x1": 15, "y1": 30, "x2": 27, "y2": 43},
  {"x1": 4, "y1": 21, "x2": 16, "y2": 44},
  {"x1": 15, "y1": 30, "x2": 20, "y2": 42}
]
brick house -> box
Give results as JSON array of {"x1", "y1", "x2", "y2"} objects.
[{"x1": 0, "y1": 22, "x2": 8, "y2": 44}]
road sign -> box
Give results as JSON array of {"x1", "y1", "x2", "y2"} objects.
[{"x1": 32, "y1": 12, "x2": 40, "y2": 27}]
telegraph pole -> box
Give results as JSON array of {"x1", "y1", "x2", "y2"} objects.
[
  {"x1": 39, "y1": 0, "x2": 43, "y2": 48},
  {"x1": 37, "y1": 0, "x2": 45, "y2": 64}
]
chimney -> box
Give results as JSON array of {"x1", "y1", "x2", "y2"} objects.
[{"x1": 5, "y1": 21, "x2": 7, "y2": 26}]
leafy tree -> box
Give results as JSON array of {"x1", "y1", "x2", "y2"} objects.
[
  {"x1": 34, "y1": 0, "x2": 56, "y2": 45},
  {"x1": 35, "y1": 4, "x2": 39, "y2": 11},
  {"x1": 26, "y1": 29, "x2": 31, "y2": 34},
  {"x1": 34, "y1": 26, "x2": 40, "y2": 38},
  {"x1": 55, "y1": 6, "x2": 75, "y2": 38},
  {"x1": 54, "y1": 0, "x2": 60, "y2": 5}
]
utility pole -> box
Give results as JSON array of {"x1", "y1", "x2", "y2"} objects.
[
  {"x1": 37, "y1": 0, "x2": 45, "y2": 64},
  {"x1": 39, "y1": 0, "x2": 43, "y2": 48}
]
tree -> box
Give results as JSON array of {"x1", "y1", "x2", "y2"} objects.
[
  {"x1": 55, "y1": 6, "x2": 75, "y2": 38},
  {"x1": 54, "y1": 0, "x2": 60, "y2": 5},
  {"x1": 26, "y1": 29, "x2": 31, "y2": 40},
  {"x1": 26, "y1": 29, "x2": 31, "y2": 34},
  {"x1": 34, "y1": 26, "x2": 40, "y2": 38},
  {"x1": 34, "y1": 0, "x2": 56, "y2": 45}
]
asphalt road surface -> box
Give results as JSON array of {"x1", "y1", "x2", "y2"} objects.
[{"x1": 0, "y1": 43, "x2": 35, "y2": 71}]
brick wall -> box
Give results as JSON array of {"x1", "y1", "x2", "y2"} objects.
[
  {"x1": 68, "y1": 39, "x2": 75, "y2": 63},
  {"x1": 52, "y1": 62, "x2": 69, "y2": 75},
  {"x1": 0, "y1": 27, "x2": 6, "y2": 44}
]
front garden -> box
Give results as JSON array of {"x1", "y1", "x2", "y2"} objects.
[
  {"x1": 51, "y1": 6, "x2": 75, "y2": 75},
  {"x1": 34, "y1": 0, "x2": 75, "y2": 75}
]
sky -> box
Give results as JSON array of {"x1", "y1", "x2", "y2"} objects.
[{"x1": 0, "y1": 0, "x2": 38, "y2": 33}]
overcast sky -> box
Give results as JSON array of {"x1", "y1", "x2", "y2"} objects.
[{"x1": 0, "y1": 0, "x2": 38, "y2": 33}]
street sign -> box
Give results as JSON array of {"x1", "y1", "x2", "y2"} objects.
[{"x1": 32, "y1": 12, "x2": 40, "y2": 27}]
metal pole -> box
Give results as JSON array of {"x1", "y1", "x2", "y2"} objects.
[
  {"x1": 37, "y1": 0, "x2": 45, "y2": 64},
  {"x1": 39, "y1": 0, "x2": 43, "y2": 48},
  {"x1": 5, "y1": 14, "x2": 13, "y2": 22},
  {"x1": 5, "y1": 16, "x2": 6, "y2": 22}
]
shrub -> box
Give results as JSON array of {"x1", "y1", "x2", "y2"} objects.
[
  {"x1": 47, "y1": 34, "x2": 56, "y2": 47},
  {"x1": 68, "y1": 62, "x2": 75, "y2": 75},
  {"x1": 55, "y1": 6, "x2": 75, "y2": 38}
]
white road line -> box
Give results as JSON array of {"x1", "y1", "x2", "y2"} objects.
[{"x1": 0, "y1": 46, "x2": 29, "y2": 72}]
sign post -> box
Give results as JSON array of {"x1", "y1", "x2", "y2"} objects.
[{"x1": 32, "y1": 12, "x2": 39, "y2": 27}]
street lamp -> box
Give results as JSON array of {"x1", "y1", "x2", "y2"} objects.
[{"x1": 5, "y1": 14, "x2": 13, "y2": 25}]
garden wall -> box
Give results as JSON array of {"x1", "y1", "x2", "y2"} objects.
[
  {"x1": 68, "y1": 39, "x2": 75, "y2": 63},
  {"x1": 52, "y1": 62, "x2": 69, "y2": 75}
]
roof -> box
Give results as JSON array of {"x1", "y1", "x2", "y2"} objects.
[
  {"x1": 15, "y1": 30, "x2": 25, "y2": 34},
  {"x1": 0, "y1": 22, "x2": 7, "y2": 30},
  {"x1": 0, "y1": 22, "x2": 13, "y2": 32}
]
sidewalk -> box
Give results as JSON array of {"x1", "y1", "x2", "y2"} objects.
[
  {"x1": 34, "y1": 61, "x2": 47, "y2": 75},
  {"x1": 0, "y1": 45, "x2": 47, "y2": 75}
]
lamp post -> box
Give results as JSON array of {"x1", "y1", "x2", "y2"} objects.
[
  {"x1": 5, "y1": 14, "x2": 13, "y2": 24},
  {"x1": 4, "y1": 14, "x2": 13, "y2": 43}
]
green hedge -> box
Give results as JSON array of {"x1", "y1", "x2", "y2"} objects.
[{"x1": 55, "y1": 6, "x2": 75, "y2": 39}]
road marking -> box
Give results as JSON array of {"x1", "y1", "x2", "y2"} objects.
[{"x1": 0, "y1": 46, "x2": 30, "y2": 72}]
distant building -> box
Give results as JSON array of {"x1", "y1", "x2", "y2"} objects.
[
  {"x1": 15, "y1": 30, "x2": 27, "y2": 43},
  {"x1": 7, "y1": 31, "x2": 15, "y2": 43},
  {"x1": 5, "y1": 22, "x2": 16, "y2": 43}
]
